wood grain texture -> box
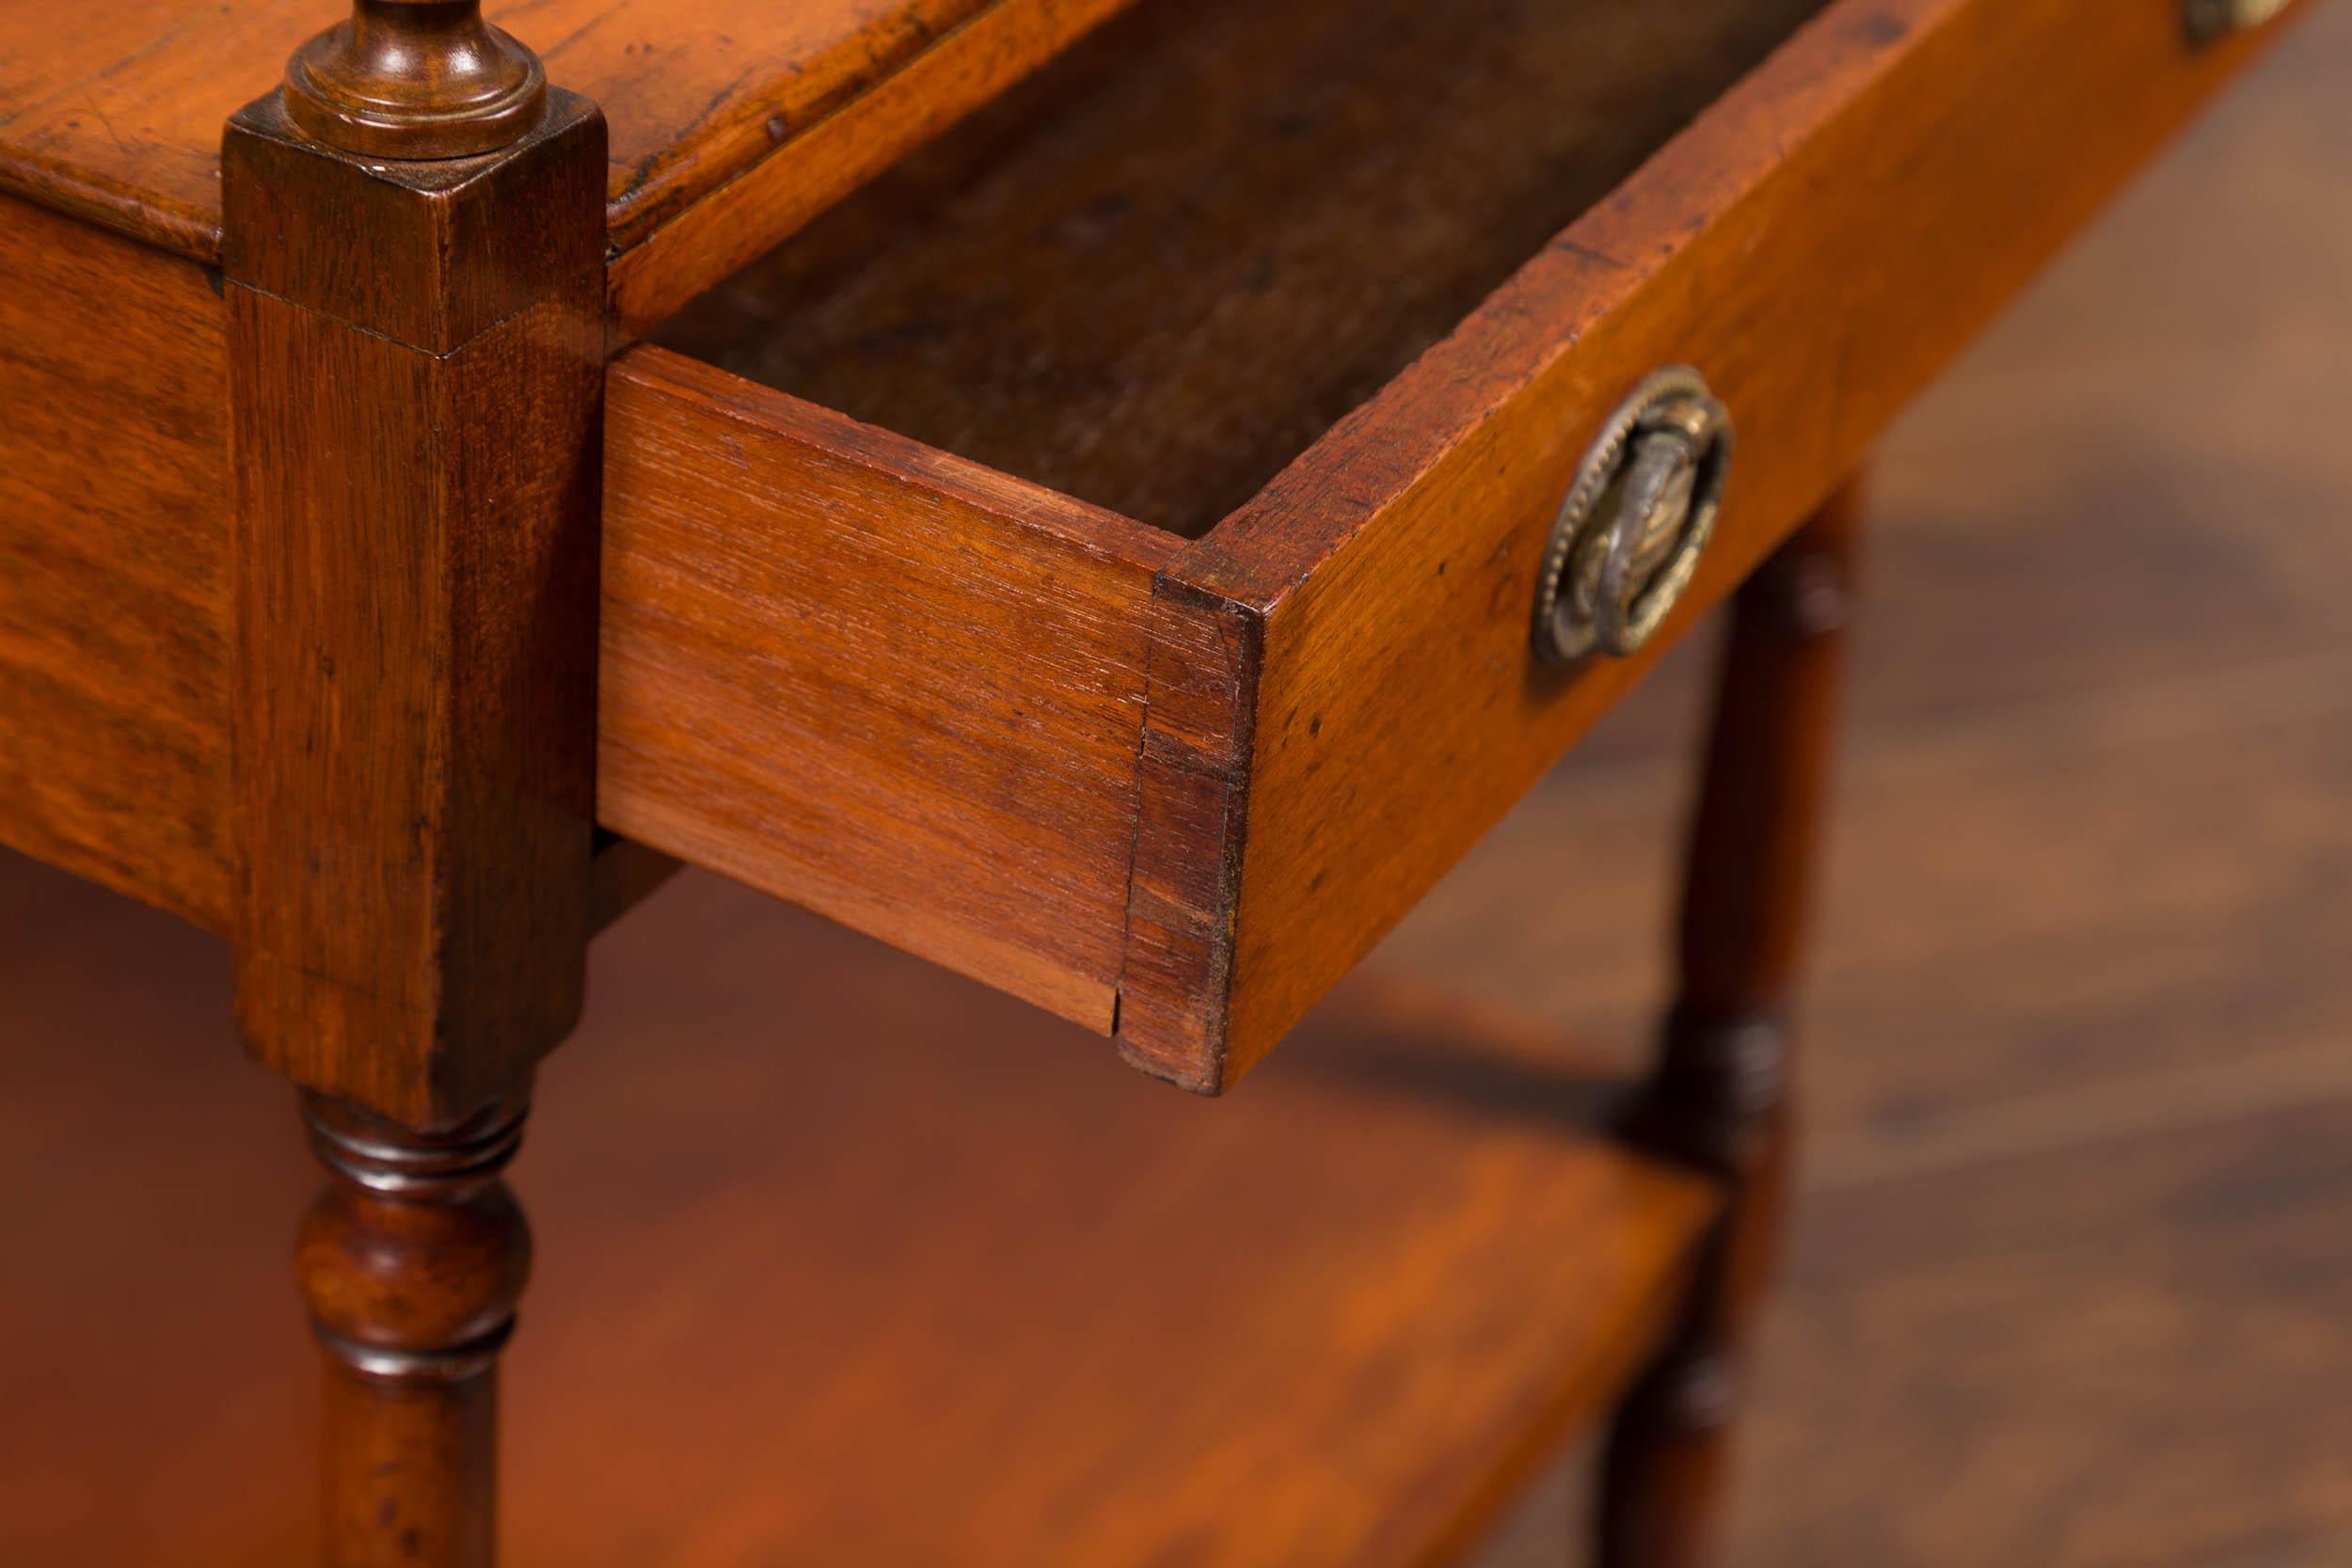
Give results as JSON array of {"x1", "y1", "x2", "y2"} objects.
[
  {"x1": 1598, "y1": 486, "x2": 1860, "y2": 1568},
  {"x1": 224, "y1": 55, "x2": 609, "y2": 1563},
  {"x1": 1113, "y1": 586, "x2": 1259, "y2": 1083},
  {"x1": 0, "y1": 0, "x2": 2304, "y2": 1076},
  {"x1": 662, "y1": 0, "x2": 2303, "y2": 1080},
  {"x1": 656, "y1": 0, "x2": 1827, "y2": 537},
  {"x1": 1144, "y1": 0, "x2": 2314, "y2": 1090},
  {"x1": 0, "y1": 226, "x2": 666, "y2": 958},
  {"x1": 0, "y1": 190, "x2": 231, "y2": 928},
  {"x1": 225, "y1": 91, "x2": 607, "y2": 1127},
  {"x1": 297, "y1": 1093, "x2": 532, "y2": 1568},
  {"x1": 1403, "y1": 39, "x2": 2352, "y2": 1558},
  {"x1": 605, "y1": 0, "x2": 1137, "y2": 336},
  {"x1": 0, "y1": 0, "x2": 1132, "y2": 327},
  {"x1": 597, "y1": 346, "x2": 1175, "y2": 1029},
  {"x1": 0, "y1": 858, "x2": 1718, "y2": 1568}
]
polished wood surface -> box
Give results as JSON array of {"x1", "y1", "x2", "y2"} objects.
[
  {"x1": 1415, "y1": 24, "x2": 2352, "y2": 1558},
  {"x1": 597, "y1": 348, "x2": 1173, "y2": 1030},
  {"x1": 224, "y1": 83, "x2": 607, "y2": 1127},
  {"x1": 1732, "y1": 28, "x2": 2352, "y2": 1557},
  {"x1": 1154, "y1": 0, "x2": 2312, "y2": 1091},
  {"x1": 0, "y1": 0, "x2": 1131, "y2": 323},
  {"x1": 0, "y1": 856, "x2": 1715, "y2": 1568},
  {"x1": 1598, "y1": 486, "x2": 1858, "y2": 1568},
  {"x1": 660, "y1": 0, "x2": 2308, "y2": 1086},
  {"x1": 298, "y1": 1094, "x2": 532, "y2": 1568},
  {"x1": 626, "y1": 0, "x2": 1822, "y2": 1074},
  {"x1": 0, "y1": 0, "x2": 2314, "y2": 1092},
  {"x1": 0, "y1": 0, "x2": 1839, "y2": 1011},
  {"x1": 606, "y1": 0, "x2": 1136, "y2": 335},
  {"x1": 0, "y1": 237, "x2": 707, "y2": 967},
  {"x1": 222, "y1": 24, "x2": 612, "y2": 1556},
  {"x1": 280, "y1": 0, "x2": 549, "y2": 159},
  {"x1": 0, "y1": 190, "x2": 230, "y2": 928},
  {"x1": 0, "y1": 5, "x2": 2341, "y2": 1556},
  {"x1": 1115, "y1": 584, "x2": 1263, "y2": 1085}
]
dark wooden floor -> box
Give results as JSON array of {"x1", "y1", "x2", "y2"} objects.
[
  {"x1": 2, "y1": 7, "x2": 2346, "y2": 1565},
  {"x1": 1453, "y1": 6, "x2": 2352, "y2": 1563}
]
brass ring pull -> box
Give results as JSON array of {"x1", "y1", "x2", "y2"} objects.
[
  {"x1": 2184, "y1": 0, "x2": 2289, "y2": 42},
  {"x1": 1534, "y1": 366, "x2": 1732, "y2": 665}
]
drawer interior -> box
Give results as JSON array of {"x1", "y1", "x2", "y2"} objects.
[
  {"x1": 608, "y1": 0, "x2": 2271, "y2": 1083},
  {"x1": 655, "y1": 0, "x2": 1830, "y2": 538}
]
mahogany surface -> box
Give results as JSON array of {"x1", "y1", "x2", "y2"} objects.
[
  {"x1": 0, "y1": 854, "x2": 1715, "y2": 1568},
  {"x1": 1598, "y1": 484, "x2": 1860, "y2": 1568},
  {"x1": 651, "y1": 0, "x2": 2312, "y2": 1088},
  {"x1": 297, "y1": 1093, "x2": 533, "y2": 1568},
  {"x1": 0, "y1": 0, "x2": 2309, "y2": 1085},
  {"x1": 0, "y1": 0, "x2": 1132, "y2": 326},
  {"x1": 1131, "y1": 0, "x2": 2312, "y2": 1091},
  {"x1": 224, "y1": 84, "x2": 608, "y2": 1127},
  {"x1": 598, "y1": 348, "x2": 1175, "y2": 1031},
  {"x1": 0, "y1": 190, "x2": 230, "y2": 928},
  {"x1": 219, "y1": 10, "x2": 613, "y2": 1555},
  {"x1": 0, "y1": 2, "x2": 2329, "y2": 1564},
  {"x1": 657, "y1": 0, "x2": 1830, "y2": 537}
]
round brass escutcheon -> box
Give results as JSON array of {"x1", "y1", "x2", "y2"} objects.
[
  {"x1": 2184, "y1": 0, "x2": 2291, "y2": 42},
  {"x1": 1533, "y1": 366, "x2": 1731, "y2": 666}
]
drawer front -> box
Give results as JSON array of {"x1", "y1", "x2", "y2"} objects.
[{"x1": 1117, "y1": 0, "x2": 2309, "y2": 1089}]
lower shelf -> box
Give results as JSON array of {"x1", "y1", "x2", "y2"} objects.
[{"x1": 1, "y1": 854, "x2": 1717, "y2": 1568}]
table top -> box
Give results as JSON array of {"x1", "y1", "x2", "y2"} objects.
[{"x1": 0, "y1": 0, "x2": 1117, "y2": 265}]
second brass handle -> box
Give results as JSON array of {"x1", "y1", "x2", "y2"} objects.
[{"x1": 2185, "y1": 0, "x2": 2291, "y2": 41}]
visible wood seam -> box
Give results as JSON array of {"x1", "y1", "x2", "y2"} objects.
[
  {"x1": 1106, "y1": 600, "x2": 1164, "y2": 1044},
  {"x1": 599, "y1": 0, "x2": 1035, "y2": 259},
  {"x1": 0, "y1": 157, "x2": 223, "y2": 264},
  {"x1": 227, "y1": 262, "x2": 606, "y2": 356},
  {"x1": 1113, "y1": 574, "x2": 1262, "y2": 1092}
]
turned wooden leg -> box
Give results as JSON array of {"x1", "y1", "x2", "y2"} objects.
[
  {"x1": 295, "y1": 1093, "x2": 532, "y2": 1568},
  {"x1": 221, "y1": 6, "x2": 601, "y2": 1561},
  {"x1": 1597, "y1": 481, "x2": 1860, "y2": 1568}
]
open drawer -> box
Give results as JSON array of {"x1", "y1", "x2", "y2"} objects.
[{"x1": 593, "y1": 0, "x2": 2301, "y2": 1091}]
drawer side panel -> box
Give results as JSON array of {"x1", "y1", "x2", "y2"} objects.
[{"x1": 599, "y1": 347, "x2": 1177, "y2": 1029}]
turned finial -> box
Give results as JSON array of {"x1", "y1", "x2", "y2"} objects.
[
  {"x1": 283, "y1": 0, "x2": 548, "y2": 159},
  {"x1": 294, "y1": 1093, "x2": 532, "y2": 1385}
]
